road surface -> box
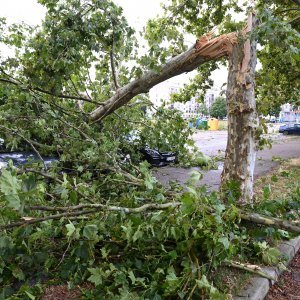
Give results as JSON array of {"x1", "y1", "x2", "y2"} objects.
[{"x1": 154, "y1": 132, "x2": 300, "y2": 191}]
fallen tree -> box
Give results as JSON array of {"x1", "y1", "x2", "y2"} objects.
[
  {"x1": 2, "y1": 201, "x2": 300, "y2": 233},
  {"x1": 89, "y1": 31, "x2": 238, "y2": 122},
  {"x1": 0, "y1": 2, "x2": 299, "y2": 297}
]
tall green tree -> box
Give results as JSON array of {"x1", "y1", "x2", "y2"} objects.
[{"x1": 210, "y1": 96, "x2": 227, "y2": 119}]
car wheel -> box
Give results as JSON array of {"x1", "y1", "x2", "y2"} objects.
[{"x1": 283, "y1": 131, "x2": 289, "y2": 135}]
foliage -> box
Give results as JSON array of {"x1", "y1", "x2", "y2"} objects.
[
  {"x1": 198, "y1": 103, "x2": 209, "y2": 116},
  {"x1": 255, "y1": 2, "x2": 300, "y2": 114},
  {"x1": 0, "y1": 0, "x2": 299, "y2": 298},
  {"x1": 0, "y1": 164, "x2": 298, "y2": 298},
  {"x1": 210, "y1": 97, "x2": 227, "y2": 119},
  {"x1": 0, "y1": 172, "x2": 248, "y2": 298},
  {"x1": 0, "y1": 172, "x2": 237, "y2": 298},
  {"x1": 170, "y1": 64, "x2": 217, "y2": 104},
  {"x1": 254, "y1": 160, "x2": 300, "y2": 223},
  {"x1": 140, "y1": 107, "x2": 195, "y2": 162}
]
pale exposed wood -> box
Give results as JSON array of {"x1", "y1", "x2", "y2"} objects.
[
  {"x1": 223, "y1": 260, "x2": 276, "y2": 281},
  {"x1": 221, "y1": 13, "x2": 258, "y2": 204}
]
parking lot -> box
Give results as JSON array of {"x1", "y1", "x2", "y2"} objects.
[{"x1": 154, "y1": 130, "x2": 300, "y2": 190}]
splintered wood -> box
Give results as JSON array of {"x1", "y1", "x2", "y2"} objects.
[{"x1": 194, "y1": 31, "x2": 238, "y2": 59}]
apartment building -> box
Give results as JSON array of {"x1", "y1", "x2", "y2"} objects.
[{"x1": 149, "y1": 80, "x2": 221, "y2": 119}]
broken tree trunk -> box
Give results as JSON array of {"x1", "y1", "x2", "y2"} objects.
[
  {"x1": 221, "y1": 13, "x2": 258, "y2": 204},
  {"x1": 89, "y1": 32, "x2": 237, "y2": 121},
  {"x1": 239, "y1": 211, "x2": 300, "y2": 233},
  {"x1": 2, "y1": 202, "x2": 300, "y2": 233}
]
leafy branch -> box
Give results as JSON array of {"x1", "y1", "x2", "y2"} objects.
[
  {"x1": 1, "y1": 202, "x2": 181, "y2": 229},
  {"x1": 2, "y1": 201, "x2": 300, "y2": 234},
  {"x1": 0, "y1": 71, "x2": 101, "y2": 105}
]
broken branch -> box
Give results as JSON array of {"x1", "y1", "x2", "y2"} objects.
[
  {"x1": 89, "y1": 31, "x2": 238, "y2": 122},
  {"x1": 223, "y1": 260, "x2": 276, "y2": 281}
]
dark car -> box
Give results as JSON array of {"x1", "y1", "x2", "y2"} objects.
[
  {"x1": 124, "y1": 131, "x2": 177, "y2": 167},
  {"x1": 279, "y1": 123, "x2": 300, "y2": 135},
  {"x1": 139, "y1": 147, "x2": 177, "y2": 167}
]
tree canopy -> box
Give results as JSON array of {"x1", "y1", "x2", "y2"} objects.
[{"x1": 210, "y1": 96, "x2": 227, "y2": 119}]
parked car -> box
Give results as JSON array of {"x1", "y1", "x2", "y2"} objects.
[
  {"x1": 124, "y1": 131, "x2": 178, "y2": 167},
  {"x1": 279, "y1": 123, "x2": 300, "y2": 135},
  {"x1": 139, "y1": 147, "x2": 177, "y2": 167},
  {"x1": 0, "y1": 152, "x2": 57, "y2": 170}
]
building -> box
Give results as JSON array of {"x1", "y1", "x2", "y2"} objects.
[
  {"x1": 149, "y1": 80, "x2": 221, "y2": 119},
  {"x1": 204, "y1": 87, "x2": 222, "y2": 113},
  {"x1": 149, "y1": 80, "x2": 181, "y2": 107},
  {"x1": 279, "y1": 103, "x2": 300, "y2": 123}
]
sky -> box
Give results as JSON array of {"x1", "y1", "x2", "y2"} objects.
[
  {"x1": 0, "y1": 0, "x2": 227, "y2": 88},
  {"x1": 1, "y1": 0, "x2": 162, "y2": 27},
  {"x1": 1, "y1": 0, "x2": 46, "y2": 25}
]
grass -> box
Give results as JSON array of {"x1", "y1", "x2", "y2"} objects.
[
  {"x1": 212, "y1": 267, "x2": 252, "y2": 298},
  {"x1": 214, "y1": 157, "x2": 300, "y2": 298},
  {"x1": 254, "y1": 157, "x2": 300, "y2": 203}
]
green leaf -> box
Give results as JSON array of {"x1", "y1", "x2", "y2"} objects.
[
  {"x1": 128, "y1": 270, "x2": 136, "y2": 284},
  {"x1": 83, "y1": 224, "x2": 98, "y2": 240},
  {"x1": 0, "y1": 236, "x2": 14, "y2": 249},
  {"x1": 87, "y1": 268, "x2": 103, "y2": 286},
  {"x1": 69, "y1": 190, "x2": 77, "y2": 204},
  {"x1": 25, "y1": 291, "x2": 36, "y2": 300},
  {"x1": 271, "y1": 175, "x2": 278, "y2": 182},
  {"x1": 77, "y1": 165, "x2": 84, "y2": 172},
  {"x1": 0, "y1": 169, "x2": 21, "y2": 209},
  {"x1": 132, "y1": 225, "x2": 143, "y2": 242},
  {"x1": 100, "y1": 247, "x2": 110, "y2": 259},
  {"x1": 12, "y1": 266, "x2": 25, "y2": 280},
  {"x1": 262, "y1": 247, "x2": 281, "y2": 265},
  {"x1": 218, "y1": 237, "x2": 230, "y2": 250},
  {"x1": 65, "y1": 221, "x2": 77, "y2": 238},
  {"x1": 152, "y1": 293, "x2": 162, "y2": 300},
  {"x1": 22, "y1": 174, "x2": 37, "y2": 192},
  {"x1": 186, "y1": 170, "x2": 203, "y2": 186},
  {"x1": 263, "y1": 185, "x2": 271, "y2": 200},
  {"x1": 196, "y1": 275, "x2": 211, "y2": 289},
  {"x1": 180, "y1": 193, "x2": 194, "y2": 214}
]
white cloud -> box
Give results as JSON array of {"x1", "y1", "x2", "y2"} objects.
[
  {"x1": 114, "y1": 0, "x2": 163, "y2": 31},
  {"x1": 1, "y1": 0, "x2": 45, "y2": 25}
]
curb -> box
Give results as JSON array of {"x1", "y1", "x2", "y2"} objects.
[{"x1": 234, "y1": 235, "x2": 300, "y2": 300}]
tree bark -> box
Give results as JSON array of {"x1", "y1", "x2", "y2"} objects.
[
  {"x1": 89, "y1": 32, "x2": 237, "y2": 121},
  {"x1": 3, "y1": 202, "x2": 300, "y2": 233},
  {"x1": 221, "y1": 13, "x2": 258, "y2": 204}
]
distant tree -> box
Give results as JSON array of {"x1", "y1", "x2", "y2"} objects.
[
  {"x1": 210, "y1": 97, "x2": 227, "y2": 119},
  {"x1": 198, "y1": 103, "x2": 209, "y2": 116},
  {"x1": 268, "y1": 106, "x2": 281, "y2": 117}
]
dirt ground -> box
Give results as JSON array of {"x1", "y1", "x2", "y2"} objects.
[
  {"x1": 266, "y1": 250, "x2": 300, "y2": 300},
  {"x1": 42, "y1": 285, "x2": 82, "y2": 300}
]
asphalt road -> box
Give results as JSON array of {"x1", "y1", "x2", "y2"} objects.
[{"x1": 154, "y1": 132, "x2": 300, "y2": 191}]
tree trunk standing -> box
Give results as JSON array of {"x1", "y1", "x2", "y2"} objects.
[{"x1": 221, "y1": 14, "x2": 258, "y2": 204}]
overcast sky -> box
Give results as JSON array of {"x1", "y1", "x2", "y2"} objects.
[
  {"x1": 0, "y1": 0, "x2": 227, "y2": 88},
  {"x1": 1, "y1": 0, "x2": 163, "y2": 26}
]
